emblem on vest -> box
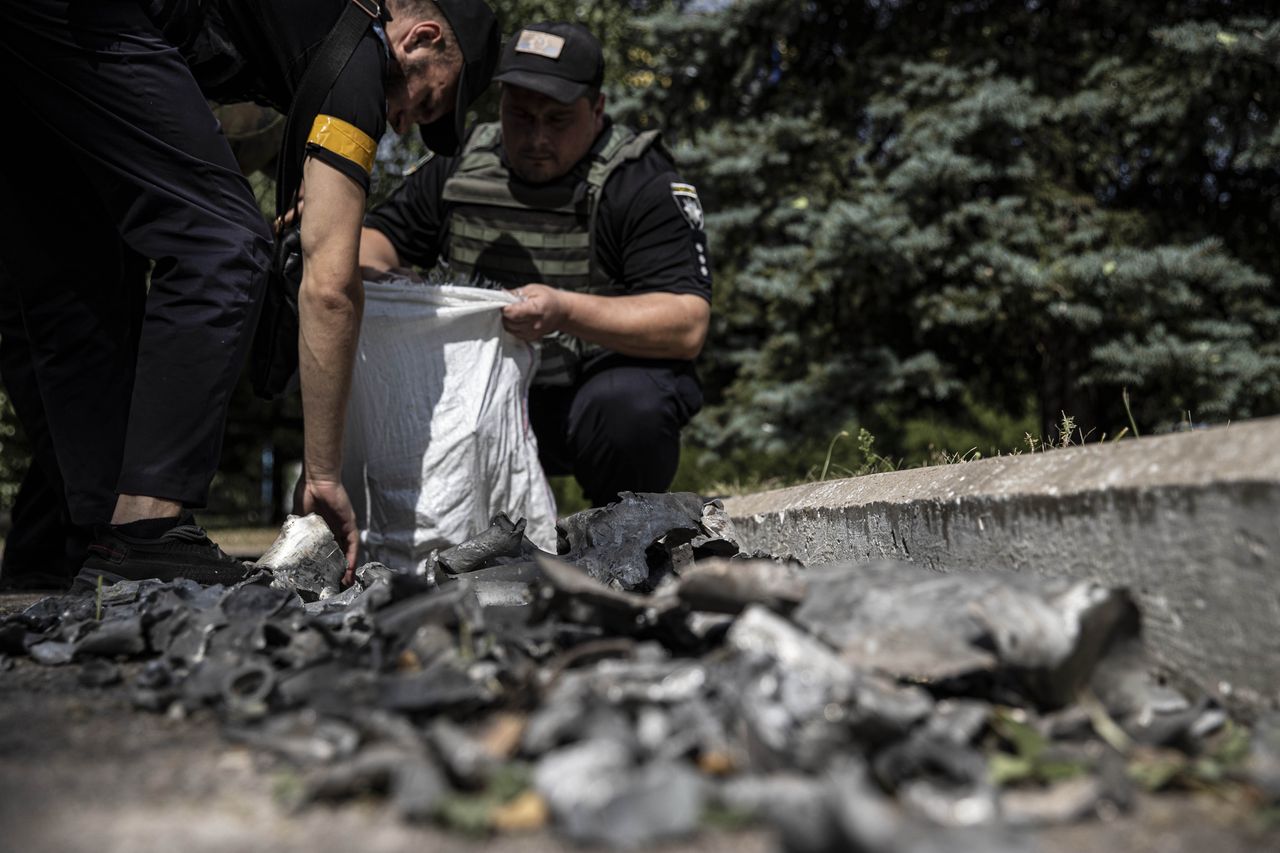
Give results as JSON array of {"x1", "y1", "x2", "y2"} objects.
[{"x1": 670, "y1": 183, "x2": 704, "y2": 231}]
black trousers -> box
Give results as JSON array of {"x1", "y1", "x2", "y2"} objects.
[
  {"x1": 529, "y1": 361, "x2": 703, "y2": 508},
  {"x1": 0, "y1": 0, "x2": 272, "y2": 526},
  {"x1": 0, "y1": 281, "x2": 94, "y2": 584}
]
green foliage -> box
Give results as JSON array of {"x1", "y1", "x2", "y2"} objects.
[
  {"x1": 1123, "y1": 719, "x2": 1254, "y2": 794},
  {"x1": 204, "y1": 376, "x2": 303, "y2": 527},
  {"x1": 624, "y1": 0, "x2": 1280, "y2": 476},
  {"x1": 988, "y1": 707, "x2": 1091, "y2": 786},
  {"x1": 435, "y1": 762, "x2": 534, "y2": 835},
  {"x1": 547, "y1": 475, "x2": 589, "y2": 516},
  {"x1": 894, "y1": 393, "x2": 1039, "y2": 465}
]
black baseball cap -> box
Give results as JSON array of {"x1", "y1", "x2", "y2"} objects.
[
  {"x1": 418, "y1": 0, "x2": 501, "y2": 155},
  {"x1": 492, "y1": 22, "x2": 604, "y2": 104}
]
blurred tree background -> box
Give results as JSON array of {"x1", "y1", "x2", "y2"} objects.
[
  {"x1": 630, "y1": 0, "x2": 1280, "y2": 488},
  {"x1": 2, "y1": 0, "x2": 1277, "y2": 528}
]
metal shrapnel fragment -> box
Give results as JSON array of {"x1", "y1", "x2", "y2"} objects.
[
  {"x1": 535, "y1": 739, "x2": 704, "y2": 847},
  {"x1": 677, "y1": 558, "x2": 805, "y2": 615},
  {"x1": 795, "y1": 561, "x2": 1133, "y2": 707},
  {"x1": 255, "y1": 514, "x2": 347, "y2": 602},
  {"x1": 555, "y1": 492, "x2": 708, "y2": 591},
  {"x1": 437, "y1": 513, "x2": 533, "y2": 575}
]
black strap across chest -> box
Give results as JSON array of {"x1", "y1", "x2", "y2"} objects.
[{"x1": 274, "y1": 0, "x2": 380, "y2": 218}]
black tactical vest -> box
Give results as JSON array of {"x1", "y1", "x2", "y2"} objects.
[{"x1": 440, "y1": 121, "x2": 665, "y2": 385}]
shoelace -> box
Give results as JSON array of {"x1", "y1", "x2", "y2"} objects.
[{"x1": 163, "y1": 524, "x2": 238, "y2": 562}]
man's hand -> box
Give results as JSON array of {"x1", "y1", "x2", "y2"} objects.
[
  {"x1": 275, "y1": 182, "x2": 304, "y2": 234},
  {"x1": 296, "y1": 478, "x2": 359, "y2": 584},
  {"x1": 501, "y1": 285, "x2": 710, "y2": 360},
  {"x1": 502, "y1": 283, "x2": 569, "y2": 342}
]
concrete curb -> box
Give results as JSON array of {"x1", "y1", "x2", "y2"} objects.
[{"x1": 721, "y1": 417, "x2": 1280, "y2": 716}]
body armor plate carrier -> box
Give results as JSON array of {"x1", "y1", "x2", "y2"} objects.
[{"x1": 441, "y1": 122, "x2": 666, "y2": 385}]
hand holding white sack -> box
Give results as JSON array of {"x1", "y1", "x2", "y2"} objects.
[{"x1": 342, "y1": 276, "x2": 558, "y2": 575}]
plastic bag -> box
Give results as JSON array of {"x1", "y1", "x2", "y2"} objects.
[{"x1": 342, "y1": 277, "x2": 557, "y2": 573}]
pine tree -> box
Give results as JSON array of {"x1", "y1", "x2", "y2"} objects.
[{"x1": 615, "y1": 0, "x2": 1280, "y2": 473}]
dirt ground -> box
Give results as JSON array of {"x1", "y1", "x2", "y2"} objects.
[{"x1": 1, "y1": 592, "x2": 1275, "y2": 853}]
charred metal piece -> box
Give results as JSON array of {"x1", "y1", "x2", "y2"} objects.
[
  {"x1": 255, "y1": 514, "x2": 347, "y2": 602},
  {"x1": 77, "y1": 658, "x2": 122, "y2": 687},
  {"x1": 794, "y1": 561, "x2": 1133, "y2": 708},
  {"x1": 225, "y1": 710, "x2": 361, "y2": 765},
  {"x1": 378, "y1": 659, "x2": 495, "y2": 714},
  {"x1": 532, "y1": 553, "x2": 667, "y2": 634},
  {"x1": 374, "y1": 579, "x2": 483, "y2": 647},
  {"x1": 687, "y1": 499, "x2": 741, "y2": 556},
  {"x1": 922, "y1": 699, "x2": 992, "y2": 746},
  {"x1": 676, "y1": 558, "x2": 805, "y2": 615},
  {"x1": 555, "y1": 492, "x2": 709, "y2": 591},
  {"x1": 534, "y1": 738, "x2": 704, "y2": 847},
  {"x1": 221, "y1": 658, "x2": 277, "y2": 716},
  {"x1": 27, "y1": 639, "x2": 75, "y2": 665},
  {"x1": 716, "y1": 773, "x2": 842, "y2": 853},
  {"x1": 427, "y1": 718, "x2": 500, "y2": 788},
  {"x1": 437, "y1": 513, "x2": 534, "y2": 575}
]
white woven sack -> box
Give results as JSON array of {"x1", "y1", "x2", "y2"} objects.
[{"x1": 343, "y1": 277, "x2": 557, "y2": 573}]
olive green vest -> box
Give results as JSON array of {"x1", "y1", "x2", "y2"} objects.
[{"x1": 441, "y1": 122, "x2": 665, "y2": 385}]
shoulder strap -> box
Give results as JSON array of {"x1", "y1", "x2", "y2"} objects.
[
  {"x1": 463, "y1": 122, "x2": 502, "y2": 156},
  {"x1": 275, "y1": 0, "x2": 380, "y2": 218},
  {"x1": 447, "y1": 122, "x2": 502, "y2": 176},
  {"x1": 585, "y1": 126, "x2": 665, "y2": 283},
  {"x1": 585, "y1": 127, "x2": 665, "y2": 194}
]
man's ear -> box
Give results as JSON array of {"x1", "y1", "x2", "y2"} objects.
[
  {"x1": 592, "y1": 93, "x2": 606, "y2": 132},
  {"x1": 403, "y1": 20, "x2": 444, "y2": 57}
]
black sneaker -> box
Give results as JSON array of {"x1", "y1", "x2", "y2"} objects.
[{"x1": 75, "y1": 518, "x2": 250, "y2": 588}]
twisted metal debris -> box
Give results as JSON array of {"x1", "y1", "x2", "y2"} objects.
[{"x1": 0, "y1": 491, "x2": 1273, "y2": 850}]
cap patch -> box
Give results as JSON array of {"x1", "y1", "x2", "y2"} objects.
[
  {"x1": 515, "y1": 30, "x2": 566, "y2": 60},
  {"x1": 671, "y1": 183, "x2": 704, "y2": 231}
]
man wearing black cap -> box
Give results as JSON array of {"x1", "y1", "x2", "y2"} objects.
[
  {"x1": 0, "y1": 0, "x2": 500, "y2": 587},
  {"x1": 362, "y1": 22, "x2": 712, "y2": 507}
]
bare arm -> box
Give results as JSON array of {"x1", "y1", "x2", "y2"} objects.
[
  {"x1": 359, "y1": 226, "x2": 404, "y2": 274},
  {"x1": 502, "y1": 286, "x2": 710, "y2": 360},
  {"x1": 297, "y1": 156, "x2": 365, "y2": 575}
]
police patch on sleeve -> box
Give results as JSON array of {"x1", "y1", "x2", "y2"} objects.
[{"x1": 670, "y1": 183, "x2": 704, "y2": 231}]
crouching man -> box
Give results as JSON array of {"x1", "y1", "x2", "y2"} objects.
[{"x1": 361, "y1": 22, "x2": 712, "y2": 506}]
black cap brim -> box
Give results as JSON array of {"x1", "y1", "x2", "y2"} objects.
[
  {"x1": 493, "y1": 68, "x2": 589, "y2": 104},
  {"x1": 418, "y1": 0, "x2": 501, "y2": 156}
]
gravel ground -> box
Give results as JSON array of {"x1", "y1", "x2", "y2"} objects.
[
  {"x1": 0, "y1": 657, "x2": 773, "y2": 853},
  {"x1": 1, "y1": 592, "x2": 1275, "y2": 853}
]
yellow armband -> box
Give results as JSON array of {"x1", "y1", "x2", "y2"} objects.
[{"x1": 307, "y1": 114, "x2": 376, "y2": 175}]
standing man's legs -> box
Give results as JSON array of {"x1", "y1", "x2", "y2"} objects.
[
  {"x1": 0, "y1": 465, "x2": 91, "y2": 590},
  {"x1": 0, "y1": 151, "x2": 148, "y2": 529},
  {"x1": 0, "y1": 265, "x2": 117, "y2": 588},
  {"x1": 0, "y1": 1, "x2": 272, "y2": 576}
]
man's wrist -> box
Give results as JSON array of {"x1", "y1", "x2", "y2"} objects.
[
  {"x1": 301, "y1": 456, "x2": 344, "y2": 485},
  {"x1": 557, "y1": 288, "x2": 585, "y2": 331}
]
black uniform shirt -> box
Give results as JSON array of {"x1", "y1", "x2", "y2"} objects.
[
  {"x1": 158, "y1": 0, "x2": 387, "y2": 191},
  {"x1": 365, "y1": 124, "x2": 714, "y2": 304}
]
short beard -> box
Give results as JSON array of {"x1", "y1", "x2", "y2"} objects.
[{"x1": 386, "y1": 52, "x2": 426, "y2": 107}]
